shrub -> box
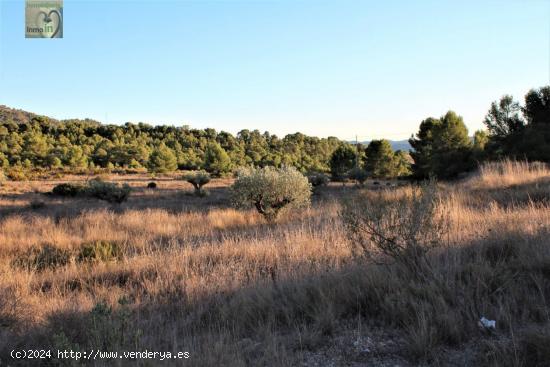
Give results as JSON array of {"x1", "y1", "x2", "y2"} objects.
[
  {"x1": 29, "y1": 200, "x2": 46, "y2": 210},
  {"x1": 77, "y1": 241, "x2": 123, "y2": 263},
  {"x1": 85, "y1": 180, "x2": 131, "y2": 204},
  {"x1": 6, "y1": 166, "x2": 27, "y2": 181},
  {"x1": 52, "y1": 183, "x2": 83, "y2": 197},
  {"x1": 184, "y1": 171, "x2": 211, "y2": 197},
  {"x1": 231, "y1": 166, "x2": 311, "y2": 222},
  {"x1": 0, "y1": 170, "x2": 5, "y2": 186},
  {"x1": 12, "y1": 245, "x2": 71, "y2": 271},
  {"x1": 348, "y1": 167, "x2": 369, "y2": 185},
  {"x1": 307, "y1": 172, "x2": 330, "y2": 188},
  {"x1": 341, "y1": 180, "x2": 448, "y2": 273},
  {"x1": 147, "y1": 181, "x2": 157, "y2": 189},
  {"x1": 51, "y1": 180, "x2": 131, "y2": 203},
  {"x1": 84, "y1": 297, "x2": 137, "y2": 351}
]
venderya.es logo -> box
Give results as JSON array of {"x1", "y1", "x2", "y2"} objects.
[{"x1": 25, "y1": 0, "x2": 63, "y2": 38}]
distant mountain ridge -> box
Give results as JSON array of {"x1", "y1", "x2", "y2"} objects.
[
  {"x1": 351, "y1": 140, "x2": 412, "y2": 152},
  {"x1": 0, "y1": 106, "x2": 414, "y2": 150},
  {"x1": 0, "y1": 105, "x2": 102, "y2": 126},
  {"x1": 0, "y1": 105, "x2": 53, "y2": 124}
]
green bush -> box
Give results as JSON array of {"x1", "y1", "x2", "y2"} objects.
[
  {"x1": 183, "y1": 171, "x2": 211, "y2": 197},
  {"x1": 51, "y1": 180, "x2": 131, "y2": 203},
  {"x1": 12, "y1": 245, "x2": 71, "y2": 271},
  {"x1": 231, "y1": 166, "x2": 311, "y2": 222},
  {"x1": 307, "y1": 172, "x2": 330, "y2": 188},
  {"x1": 84, "y1": 297, "x2": 137, "y2": 352},
  {"x1": 77, "y1": 241, "x2": 123, "y2": 263},
  {"x1": 52, "y1": 183, "x2": 83, "y2": 197},
  {"x1": 348, "y1": 167, "x2": 369, "y2": 185},
  {"x1": 85, "y1": 180, "x2": 131, "y2": 204}
]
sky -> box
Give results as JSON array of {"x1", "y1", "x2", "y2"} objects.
[{"x1": 0, "y1": 0, "x2": 548, "y2": 141}]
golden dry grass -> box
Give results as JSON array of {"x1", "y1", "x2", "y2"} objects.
[
  {"x1": 0, "y1": 163, "x2": 549, "y2": 366},
  {"x1": 471, "y1": 159, "x2": 550, "y2": 189}
]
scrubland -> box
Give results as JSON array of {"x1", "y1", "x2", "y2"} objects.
[{"x1": 0, "y1": 161, "x2": 549, "y2": 366}]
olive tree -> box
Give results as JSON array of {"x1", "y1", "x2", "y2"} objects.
[
  {"x1": 231, "y1": 166, "x2": 311, "y2": 221},
  {"x1": 184, "y1": 171, "x2": 211, "y2": 197}
]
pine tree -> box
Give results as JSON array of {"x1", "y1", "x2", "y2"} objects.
[
  {"x1": 148, "y1": 144, "x2": 178, "y2": 173},
  {"x1": 204, "y1": 142, "x2": 231, "y2": 176}
]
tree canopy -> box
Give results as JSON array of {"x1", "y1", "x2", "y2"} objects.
[
  {"x1": 364, "y1": 139, "x2": 407, "y2": 178},
  {"x1": 409, "y1": 111, "x2": 473, "y2": 179},
  {"x1": 0, "y1": 105, "x2": 343, "y2": 175},
  {"x1": 329, "y1": 144, "x2": 357, "y2": 180},
  {"x1": 4, "y1": 84, "x2": 548, "y2": 182},
  {"x1": 204, "y1": 142, "x2": 232, "y2": 176},
  {"x1": 482, "y1": 87, "x2": 550, "y2": 162}
]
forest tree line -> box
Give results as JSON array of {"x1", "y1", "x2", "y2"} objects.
[
  {"x1": 408, "y1": 86, "x2": 550, "y2": 179},
  {"x1": 0, "y1": 108, "x2": 344, "y2": 176},
  {"x1": 0, "y1": 85, "x2": 548, "y2": 180}
]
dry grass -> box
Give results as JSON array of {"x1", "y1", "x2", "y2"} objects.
[
  {"x1": 0, "y1": 162, "x2": 549, "y2": 366},
  {"x1": 472, "y1": 159, "x2": 550, "y2": 189}
]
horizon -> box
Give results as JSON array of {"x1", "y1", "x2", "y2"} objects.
[
  {"x1": 0, "y1": 0, "x2": 549, "y2": 141},
  {"x1": 0, "y1": 103, "x2": 415, "y2": 143}
]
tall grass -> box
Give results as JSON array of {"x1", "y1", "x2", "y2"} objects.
[
  {"x1": 0, "y1": 162, "x2": 549, "y2": 366},
  {"x1": 475, "y1": 159, "x2": 549, "y2": 188}
]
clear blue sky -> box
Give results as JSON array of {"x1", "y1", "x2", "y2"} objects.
[{"x1": 0, "y1": 0, "x2": 548, "y2": 140}]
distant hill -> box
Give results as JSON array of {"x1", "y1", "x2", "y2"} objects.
[
  {"x1": 0, "y1": 104, "x2": 347, "y2": 173},
  {"x1": 351, "y1": 139, "x2": 412, "y2": 152},
  {"x1": 0, "y1": 105, "x2": 53, "y2": 125},
  {"x1": 0, "y1": 105, "x2": 102, "y2": 126},
  {"x1": 385, "y1": 140, "x2": 412, "y2": 152}
]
